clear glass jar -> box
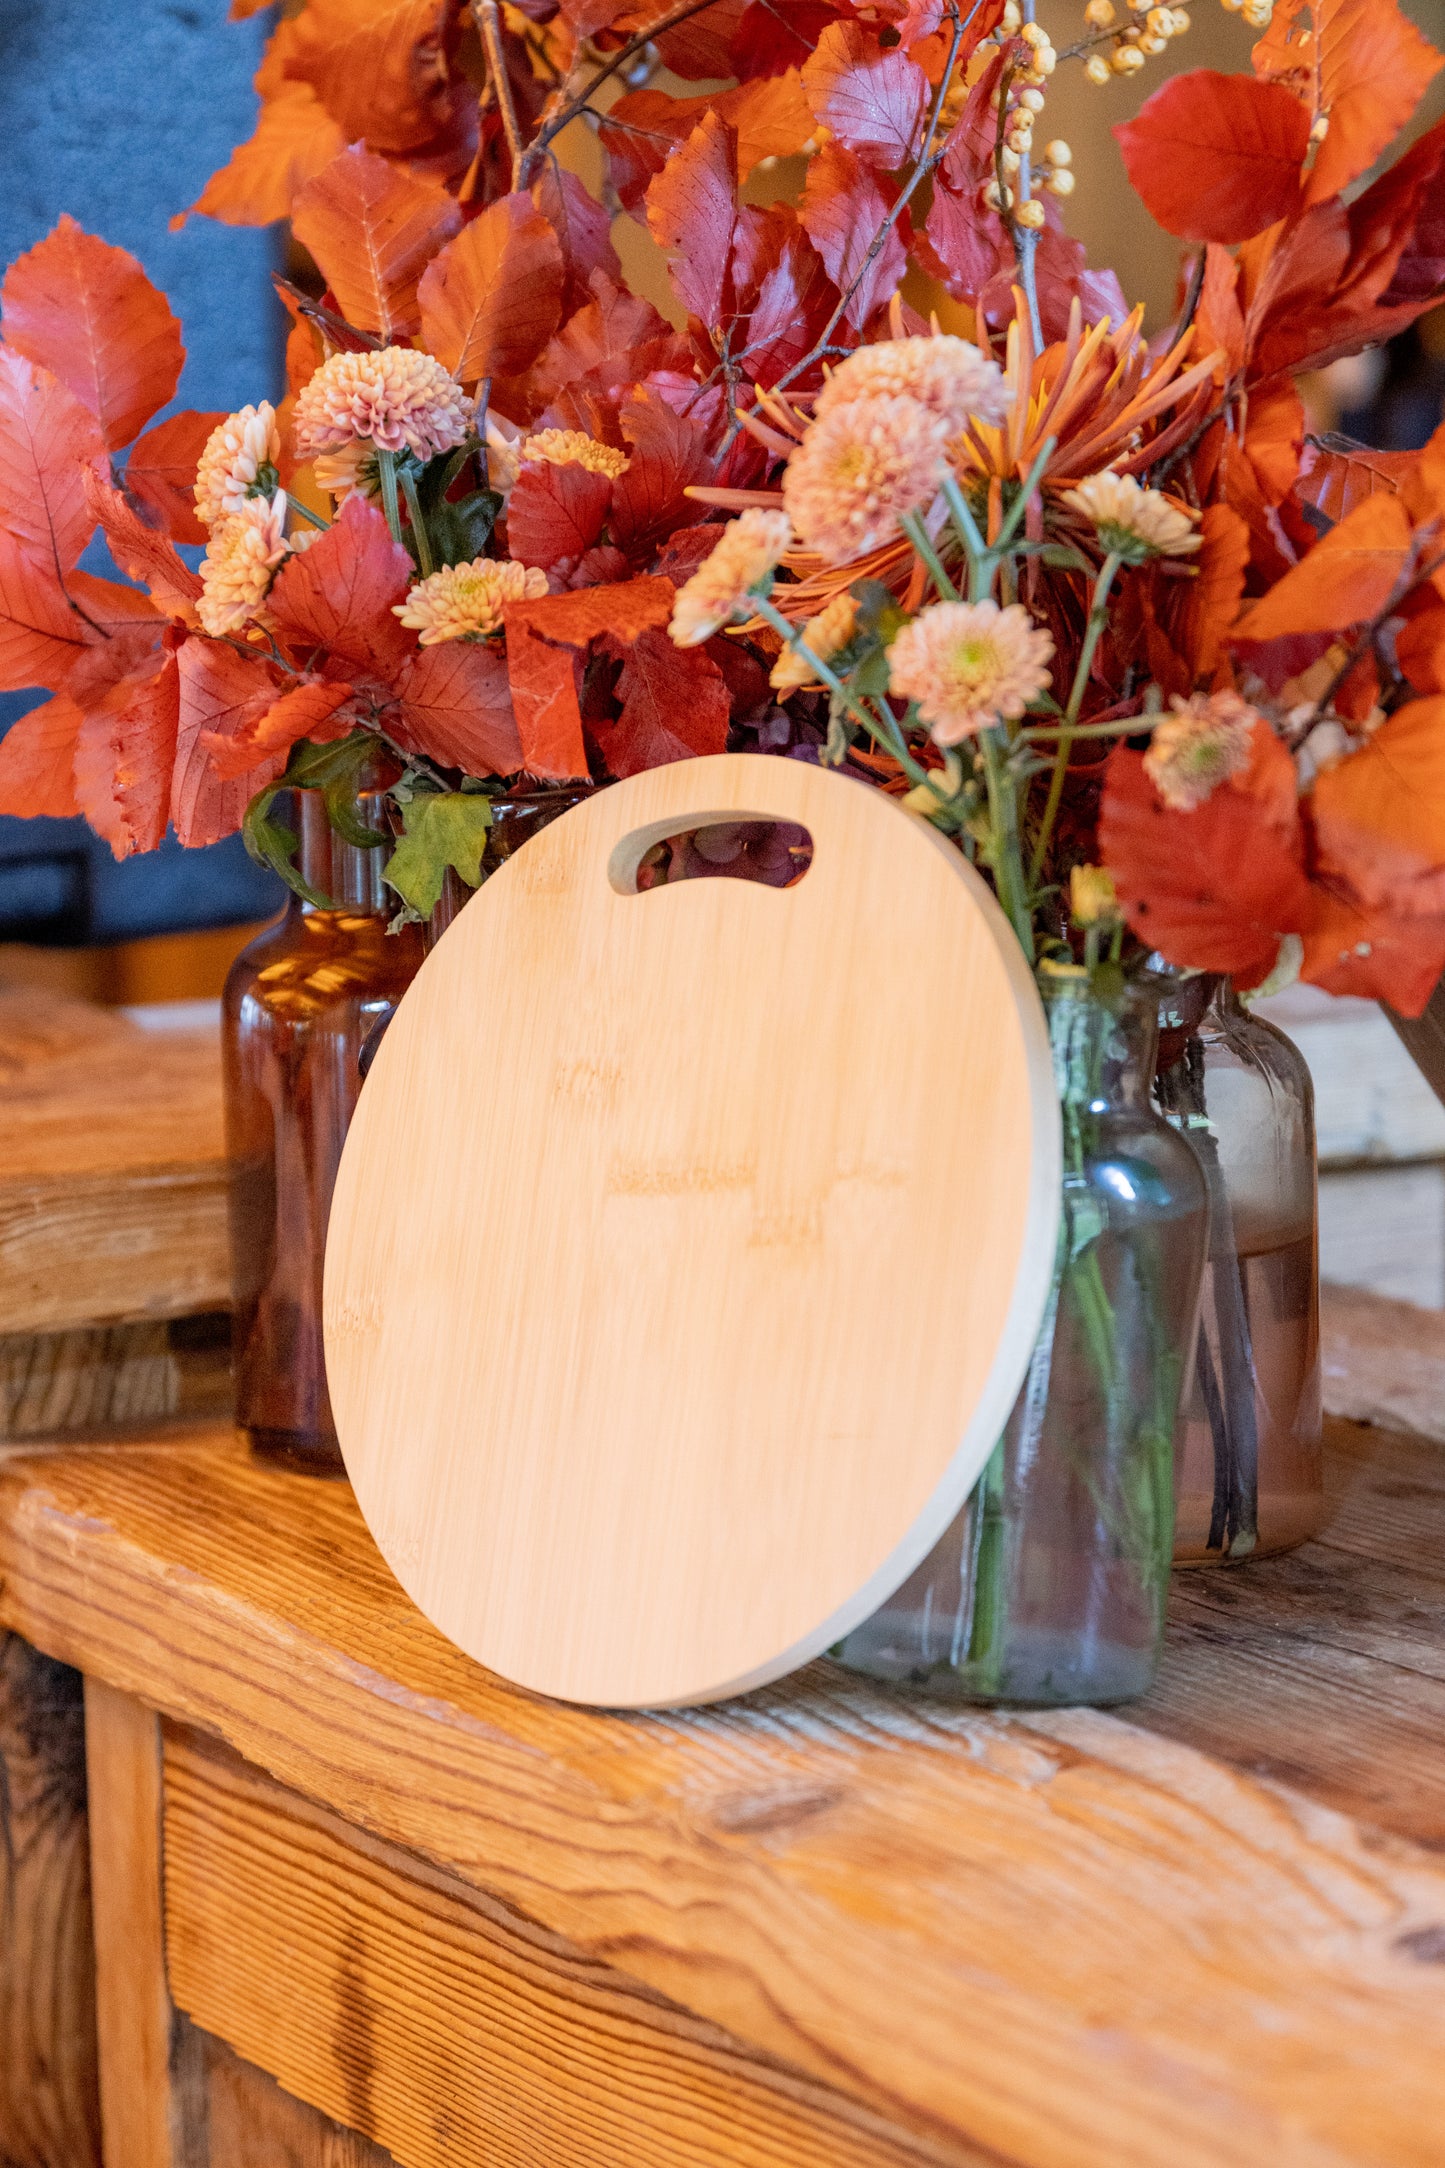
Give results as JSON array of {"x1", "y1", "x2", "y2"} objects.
[
  {"x1": 223, "y1": 786, "x2": 426, "y2": 1472},
  {"x1": 835, "y1": 973, "x2": 1209, "y2": 1706},
  {"x1": 1154, "y1": 976, "x2": 1322, "y2": 1563}
]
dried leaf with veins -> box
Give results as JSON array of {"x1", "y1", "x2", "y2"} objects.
[
  {"x1": 2, "y1": 216, "x2": 184, "y2": 451},
  {"x1": 291, "y1": 146, "x2": 461, "y2": 342}
]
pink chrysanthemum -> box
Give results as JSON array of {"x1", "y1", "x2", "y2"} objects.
[
  {"x1": 312, "y1": 441, "x2": 381, "y2": 505},
  {"x1": 197, "y1": 493, "x2": 291, "y2": 638},
  {"x1": 669, "y1": 509, "x2": 793, "y2": 646},
  {"x1": 394, "y1": 557, "x2": 548, "y2": 644},
  {"x1": 887, "y1": 599, "x2": 1055, "y2": 744},
  {"x1": 194, "y1": 403, "x2": 280, "y2": 529},
  {"x1": 292, "y1": 347, "x2": 472, "y2": 461},
  {"x1": 813, "y1": 337, "x2": 1009, "y2": 436},
  {"x1": 783, "y1": 394, "x2": 948, "y2": 566},
  {"x1": 1144, "y1": 691, "x2": 1260, "y2": 812}
]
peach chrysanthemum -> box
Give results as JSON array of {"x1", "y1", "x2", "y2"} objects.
[
  {"x1": 770, "y1": 592, "x2": 859, "y2": 691},
  {"x1": 194, "y1": 403, "x2": 280, "y2": 529},
  {"x1": 1144, "y1": 691, "x2": 1259, "y2": 812},
  {"x1": 292, "y1": 347, "x2": 471, "y2": 461},
  {"x1": 813, "y1": 337, "x2": 1009, "y2": 436},
  {"x1": 783, "y1": 395, "x2": 947, "y2": 566},
  {"x1": 1060, "y1": 470, "x2": 1200, "y2": 564},
  {"x1": 887, "y1": 599, "x2": 1055, "y2": 745},
  {"x1": 519, "y1": 429, "x2": 630, "y2": 480},
  {"x1": 312, "y1": 441, "x2": 381, "y2": 505},
  {"x1": 394, "y1": 557, "x2": 548, "y2": 645},
  {"x1": 669, "y1": 509, "x2": 793, "y2": 647},
  {"x1": 197, "y1": 493, "x2": 291, "y2": 638}
]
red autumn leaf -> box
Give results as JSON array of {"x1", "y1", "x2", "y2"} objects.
[
  {"x1": 1375, "y1": 116, "x2": 1445, "y2": 318},
  {"x1": 186, "y1": 82, "x2": 347, "y2": 230},
  {"x1": 1255, "y1": 0, "x2": 1442, "y2": 208},
  {"x1": 1100, "y1": 720, "x2": 1313, "y2": 985},
  {"x1": 0, "y1": 690, "x2": 83, "y2": 818},
  {"x1": 502, "y1": 617, "x2": 588, "y2": 781},
  {"x1": 65, "y1": 572, "x2": 165, "y2": 636},
  {"x1": 267, "y1": 495, "x2": 414, "y2": 677},
  {"x1": 1241, "y1": 381, "x2": 1305, "y2": 509},
  {"x1": 83, "y1": 471, "x2": 203, "y2": 621},
  {"x1": 650, "y1": 0, "x2": 748, "y2": 78},
  {"x1": 1296, "y1": 436, "x2": 1414, "y2": 525},
  {"x1": 281, "y1": 0, "x2": 472, "y2": 156},
  {"x1": 506, "y1": 575, "x2": 676, "y2": 649},
  {"x1": 531, "y1": 165, "x2": 621, "y2": 316},
  {"x1": 1309, "y1": 698, "x2": 1445, "y2": 917},
  {"x1": 172, "y1": 639, "x2": 288, "y2": 848},
  {"x1": 1233, "y1": 492, "x2": 1415, "y2": 641},
  {"x1": 291, "y1": 146, "x2": 461, "y2": 343},
  {"x1": 1114, "y1": 72, "x2": 1310, "y2": 244},
  {"x1": 203, "y1": 677, "x2": 356, "y2": 781},
  {"x1": 419, "y1": 193, "x2": 564, "y2": 384},
  {"x1": 0, "y1": 533, "x2": 92, "y2": 691},
  {"x1": 735, "y1": 212, "x2": 837, "y2": 386},
  {"x1": 2, "y1": 216, "x2": 184, "y2": 452},
  {"x1": 391, "y1": 641, "x2": 525, "y2": 777},
  {"x1": 802, "y1": 143, "x2": 908, "y2": 329},
  {"x1": 1172, "y1": 503, "x2": 1251, "y2": 684},
  {"x1": 731, "y1": 0, "x2": 842, "y2": 79},
  {"x1": 73, "y1": 651, "x2": 180, "y2": 859},
  {"x1": 605, "y1": 81, "x2": 810, "y2": 214},
  {"x1": 591, "y1": 627, "x2": 730, "y2": 775},
  {"x1": 527, "y1": 277, "x2": 689, "y2": 419},
  {"x1": 1298, "y1": 890, "x2": 1445, "y2": 1014},
  {"x1": 802, "y1": 22, "x2": 929, "y2": 169},
  {"x1": 124, "y1": 409, "x2": 226, "y2": 547},
  {"x1": 0, "y1": 348, "x2": 106, "y2": 578},
  {"x1": 507, "y1": 461, "x2": 613, "y2": 570},
  {"x1": 647, "y1": 114, "x2": 742, "y2": 331},
  {"x1": 611, "y1": 395, "x2": 714, "y2": 560},
  {"x1": 1395, "y1": 601, "x2": 1445, "y2": 695},
  {"x1": 652, "y1": 524, "x2": 726, "y2": 583}
]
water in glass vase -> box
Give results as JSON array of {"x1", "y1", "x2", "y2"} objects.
[{"x1": 836, "y1": 973, "x2": 1209, "y2": 1706}]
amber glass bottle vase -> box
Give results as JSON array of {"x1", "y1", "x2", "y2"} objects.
[{"x1": 223, "y1": 786, "x2": 425, "y2": 1472}]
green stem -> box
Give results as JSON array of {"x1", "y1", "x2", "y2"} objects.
[
  {"x1": 996, "y1": 436, "x2": 1056, "y2": 557},
  {"x1": 376, "y1": 448, "x2": 405, "y2": 550},
  {"x1": 980, "y1": 723, "x2": 1033, "y2": 962},
  {"x1": 1029, "y1": 551, "x2": 1122, "y2": 889},
  {"x1": 751, "y1": 594, "x2": 935, "y2": 790},
  {"x1": 286, "y1": 497, "x2": 331, "y2": 532},
  {"x1": 938, "y1": 470, "x2": 991, "y2": 601},
  {"x1": 398, "y1": 465, "x2": 435, "y2": 577},
  {"x1": 899, "y1": 510, "x2": 960, "y2": 602}
]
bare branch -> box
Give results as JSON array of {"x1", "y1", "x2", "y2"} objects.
[
  {"x1": 524, "y1": 0, "x2": 728, "y2": 180},
  {"x1": 473, "y1": 0, "x2": 526, "y2": 190}
]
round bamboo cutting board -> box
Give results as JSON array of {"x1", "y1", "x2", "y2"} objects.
[{"x1": 325, "y1": 753, "x2": 1061, "y2": 1708}]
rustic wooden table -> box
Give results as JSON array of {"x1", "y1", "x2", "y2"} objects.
[{"x1": 2, "y1": 990, "x2": 1443, "y2": 2168}]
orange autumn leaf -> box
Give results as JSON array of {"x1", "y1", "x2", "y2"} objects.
[
  {"x1": 65, "y1": 572, "x2": 165, "y2": 636},
  {"x1": 1254, "y1": 0, "x2": 1443, "y2": 209},
  {"x1": 391, "y1": 642, "x2": 524, "y2": 777},
  {"x1": 291, "y1": 146, "x2": 461, "y2": 343},
  {"x1": 0, "y1": 689, "x2": 83, "y2": 817},
  {"x1": 1100, "y1": 719, "x2": 1312, "y2": 985},
  {"x1": 172, "y1": 640, "x2": 289, "y2": 848},
  {"x1": 267, "y1": 495, "x2": 414, "y2": 678},
  {"x1": 1298, "y1": 889, "x2": 1445, "y2": 1014},
  {"x1": 1241, "y1": 381, "x2": 1305, "y2": 509},
  {"x1": 1310, "y1": 698, "x2": 1445, "y2": 917},
  {"x1": 1173, "y1": 502, "x2": 1251, "y2": 684},
  {"x1": 1114, "y1": 71, "x2": 1310, "y2": 244},
  {"x1": 71, "y1": 645, "x2": 180, "y2": 859},
  {"x1": 185, "y1": 81, "x2": 346, "y2": 230},
  {"x1": 1232, "y1": 491, "x2": 1414, "y2": 641},
  {"x1": 1395, "y1": 601, "x2": 1445, "y2": 696},
  {"x1": 1297, "y1": 437, "x2": 1413, "y2": 525},
  {"x1": 125, "y1": 410, "x2": 226, "y2": 547},
  {"x1": 0, "y1": 347, "x2": 106, "y2": 577},
  {"x1": 1, "y1": 217, "x2": 184, "y2": 452},
  {"x1": 418, "y1": 193, "x2": 564, "y2": 385},
  {"x1": 501, "y1": 576, "x2": 677, "y2": 779},
  {"x1": 282, "y1": 0, "x2": 469, "y2": 157},
  {"x1": 203, "y1": 676, "x2": 356, "y2": 780},
  {"x1": 83, "y1": 471, "x2": 202, "y2": 622},
  {"x1": 0, "y1": 532, "x2": 92, "y2": 691}
]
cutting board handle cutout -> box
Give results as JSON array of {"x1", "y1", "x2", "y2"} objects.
[{"x1": 608, "y1": 812, "x2": 814, "y2": 896}]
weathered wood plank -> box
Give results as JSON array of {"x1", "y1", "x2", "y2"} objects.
[
  {"x1": 1321, "y1": 1284, "x2": 1445, "y2": 1447},
  {"x1": 197, "y1": 2028, "x2": 394, "y2": 2168},
  {"x1": 3, "y1": 1424, "x2": 1445, "y2": 2168},
  {"x1": 0, "y1": 1632, "x2": 100, "y2": 2168},
  {"x1": 164, "y1": 1725, "x2": 959, "y2": 2168},
  {"x1": 0, "y1": 1316, "x2": 231, "y2": 1442},
  {"x1": 0, "y1": 991, "x2": 228, "y2": 1334}
]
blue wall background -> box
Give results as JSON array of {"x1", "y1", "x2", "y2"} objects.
[{"x1": 0, "y1": 0, "x2": 284, "y2": 941}]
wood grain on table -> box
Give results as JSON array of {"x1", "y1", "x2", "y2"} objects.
[{"x1": 1, "y1": 1417, "x2": 1443, "y2": 2168}]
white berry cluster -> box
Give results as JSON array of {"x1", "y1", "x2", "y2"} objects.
[{"x1": 985, "y1": 12, "x2": 1072, "y2": 232}]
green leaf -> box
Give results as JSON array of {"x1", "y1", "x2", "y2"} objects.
[
  {"x1": 383, "y1": 791, "x2": 494, "y2": 917},
  {"x1": 850, "y1": 579, "x2": 909, "y2": 644},
  {"x1": 1038, "y1": 544, "x2": 1093, "y2": 572},
  {"x1": 240, "y1": 729, "x2": 385, "y2": 905}
]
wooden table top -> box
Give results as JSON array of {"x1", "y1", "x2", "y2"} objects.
[
  {"x1": 1, "y1": 1411, "x2": 1442, "y2": 2168},
  {"x1": 0, "y1": 990, "x2": 228, "y2": 1334}
]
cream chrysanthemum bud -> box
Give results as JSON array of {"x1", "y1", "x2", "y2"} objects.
[
  {"x1": 194, "y1": 403, "x2": 280, "y2": 529},
  {"x1": 518, "y1": 429, "x2": 630, "y2": 480},
  {"x1": 669, "y1": 509, "x2": 793, "y2": 647},
  {"x1": 1061, "y1": 470, "x2": 1201, "y2": 563},
  {"x1": 293, "y1": 347, "x2": 472, "y2": 462},
  {"x1": 783, "y1": 394, "x2": 948, "y2": 566},
  {"x1": 312, "y1": 441, "x2": 381, "y2": 506},
  {"x1": 770, "y1": 592, "x2": 859, "y2": 691},
  {"x1": 197, "y1": 493, "x2": 291, "y2": 637},
  {"x1": 814, "y1": 336, "x2": 1009, "y2": 435},
  {"x1": 394, "y1": 558, "x2": 548, "y2": 645},
  {"x1": 1070, "y1": 863, "x2": 1122, "y2": 929},
  {"x1": 887, "y1": 599, "x2": 1055, "y2": 745},
  {"x1": 1143, "y1": 691, "x2": 1259, "y2": 811}
]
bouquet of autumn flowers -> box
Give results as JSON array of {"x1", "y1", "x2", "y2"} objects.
[{"x1": 0, "y1": 0, "x2": 1443, "y2": 982}]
